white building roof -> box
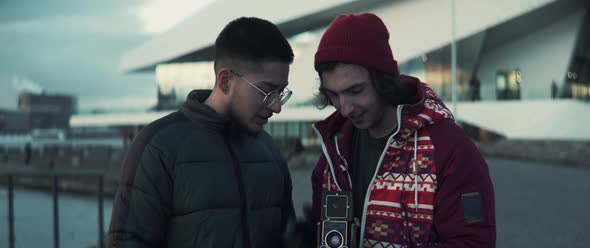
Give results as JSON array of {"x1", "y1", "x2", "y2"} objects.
[
  {"x1": 270, "y1": 106, "x2": 335, "y2": 122},
  {"x1": 70, "y1": 106, "x2": 334, "y2": 128},
  {"x1": 70, "y1": 100, "x2": 590, "y2": 141},
  {"x1": 456, "y1": 100, "x2": 590, "y2": 141},
  {"x1": 120, "y1": 0, "x2": 558, "y2": 73},
  {"x1": 120, "y1": 0, "x2": 359, "y2": 73},
  {"x1": 70, "y1": 111, "x2": 174, "y2": 127}
]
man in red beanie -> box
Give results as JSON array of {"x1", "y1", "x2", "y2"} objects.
[{"x1": 310, "y1": 13, "x2": 496, "y2": 247}]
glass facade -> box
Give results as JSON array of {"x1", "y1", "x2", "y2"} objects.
[
  {"x1": 407, "y1": 46, "x2": 474, "y2": 102},
  {"x1": 155, "y1": 62, "x2": 215, "y2": 109},
  {"x1": 496, "y1": 69, "x2": 522, "y2": 100},
  {"x1": 565, "y1": 15, "x2": 590, "y2": 101},
  {"x1": 264, "y1": 120, "x2": 319, "y2": 146}
]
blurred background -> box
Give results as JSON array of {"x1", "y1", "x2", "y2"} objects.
[{"x1": 1, "y1": 0, "x2": 589, "y2": 247}]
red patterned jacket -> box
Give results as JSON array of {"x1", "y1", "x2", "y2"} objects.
[{"x1": 311, "y1": 76, "x2": 496, "y2": 247}]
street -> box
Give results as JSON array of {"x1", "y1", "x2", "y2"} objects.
[{"x1": 289, "y1": 157, "x2": 590, "y2": 247}]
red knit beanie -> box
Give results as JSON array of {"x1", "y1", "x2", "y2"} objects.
[{"x1": 314, "y1": 13, "x2": 398, "y2": 75}]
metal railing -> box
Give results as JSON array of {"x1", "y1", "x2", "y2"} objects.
[{"x1": 2, "y1": 170, "x2": 105, "y2": 248}]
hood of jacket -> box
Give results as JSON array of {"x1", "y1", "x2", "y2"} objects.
[{"x1": 181, "y1": 89, "x2": 231, "y2": 129}]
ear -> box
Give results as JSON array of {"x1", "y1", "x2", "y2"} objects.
[{"x1": 215, "y1": 68, "x2": 232, "y2": 94}]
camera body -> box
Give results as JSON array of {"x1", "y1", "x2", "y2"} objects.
[{"x1": 318, "y1": 191, "x2": 356, "y2": 248}]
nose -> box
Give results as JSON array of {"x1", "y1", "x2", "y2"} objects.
[
  {"x1": 338, "y1": 97, "x2": 354, "y2": 118},
  {"x1": 267, "y1": 100, "x2": 282, "y2": 114}
]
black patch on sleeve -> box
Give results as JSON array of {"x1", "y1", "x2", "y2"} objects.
[{"x1": 462, "y1": 192, "x2": 483, "y2": 223}]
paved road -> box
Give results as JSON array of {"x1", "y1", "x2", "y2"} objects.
[{"x1": 289, "y1": 157, "x2": 590, "y2": 247}]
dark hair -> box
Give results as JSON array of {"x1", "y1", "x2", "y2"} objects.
[
  {"x1": 214, "y1": 17, "x2": 294, "y2": 71},
  {"x1": 315, "y1": 62, "x2": 416, "y2": 109}
]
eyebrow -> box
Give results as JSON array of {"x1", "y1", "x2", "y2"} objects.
[{"x1": 323, "y1": 82, "x2": 366, "y2": 94}]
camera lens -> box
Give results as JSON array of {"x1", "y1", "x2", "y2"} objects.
[{"x1": 325, "y1": 231, "x2": 343, "y2": 248}]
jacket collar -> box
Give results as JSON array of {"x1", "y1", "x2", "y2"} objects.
[{"x1": 181, "y1": 89, "x2": 231, "y2": 129}]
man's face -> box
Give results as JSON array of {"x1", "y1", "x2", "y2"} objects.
[
  {"x1": 228, "y1": 61, "x2": 290, "y2": 134},
  {"x1": 321, "y1": 64, "x2": 387, "y2": 130}
]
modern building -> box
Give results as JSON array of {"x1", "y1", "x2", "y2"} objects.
[
  {"x1": 0, "y1": 92, "x2": 77, "y2": 149},
  {"x1": 0, "y1": 109, "x2": 30, "y2": 133},
  {"x1": 106, "y1": 0, "x2": 590, "y2": 142},
  {"x1": 18, "y1": 92, "x2": 77, "y2": 130}
]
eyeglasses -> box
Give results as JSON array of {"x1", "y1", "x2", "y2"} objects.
[{"x1": 230, "y1": 70, "x2": 292, "y2": 107}]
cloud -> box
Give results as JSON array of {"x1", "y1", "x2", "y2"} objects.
[
  {"x1": 11, "y1": 75, "x2": 44, "y2": 94},
  {"x1": 135, "y1": 0, "x2": 215, "y2": 34},
  {"x1": 0, "y1": 0, "x2": 145, "y2": 23},
  {"x1": 0, "y1": 0, "x2": 159, "y2": 113},
  {"x1": 0, "y1": 75, "x2": 22, "y2": 109},
  {"x1": 0, "y1": 13, "x2": 143, "y2": 37}
]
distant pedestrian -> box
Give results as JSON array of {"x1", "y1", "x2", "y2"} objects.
[
  {"x1": 470, "y1": 76, "x2": 481, "y2": 101},
  {"x1": 288, "y1": 139, "x2": 305, "y2": 160},
  {"x1": 127, "y1": 131, "x2": 134, "y2": 144},
  {"x1": 2, "y1": 147, "x2": 8, "y2": 163},
  {"x1": 551, "y1": 80, "x2": 558, "y2": 99},
  {"x1": 24, "y1": 142, "x2": 32, "y2": 165},
  {"x1": 121, "y1": 129, "x2": 128, "y2": 149}
]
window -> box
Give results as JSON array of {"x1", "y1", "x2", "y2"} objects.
[{"x1": 496, "y1": 69, "x2": 521, "y2": 100}]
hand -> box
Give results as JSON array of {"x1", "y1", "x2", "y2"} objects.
[{"x1": 282, "y1": 205, "x2": 317, "y2": 248}]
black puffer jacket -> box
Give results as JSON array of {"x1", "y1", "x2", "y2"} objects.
[{"x1": 108, "y1": 90, "x2": 294, "y2": 248}]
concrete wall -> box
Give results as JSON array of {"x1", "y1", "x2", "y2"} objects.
[
  {"x1": 479, "y1": 10, "x2": 585, "y2": 100},
  {"x1": 476, "y1": 139, "x2": 590, "y2": 167}
]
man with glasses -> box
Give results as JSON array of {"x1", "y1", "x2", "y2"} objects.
[
  {"x1": 108, "y1": 17, "x2": 296, "y2": 248},
  {"x1": 230, "y1": 69, "x2": 292, "y2": 116}
]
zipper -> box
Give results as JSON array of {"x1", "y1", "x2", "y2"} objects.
[
  {"x1": 225, "y1": 128, "x2": 251, "y2": 248},
  {"x1": 358, "y1": 105, "x2": 404, "y2": 245},
  {"x1": 334, "y1": 135, "x2": 353, "y2": 188},
  {"x1": 312, "y1": 123, "x2": 342, "y2": 191}
]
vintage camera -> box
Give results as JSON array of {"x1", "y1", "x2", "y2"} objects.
[{"x1": 318, "y1": 191, "x2": 356, "y2": 248}]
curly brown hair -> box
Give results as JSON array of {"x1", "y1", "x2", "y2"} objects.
[{"x1": 315, "y1": 62, "x2": 416, "y2": 109}]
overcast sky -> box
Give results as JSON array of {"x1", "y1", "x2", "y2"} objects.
[{"x1": 0, "y1": 0, "x2": 213, "y2": 113}]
